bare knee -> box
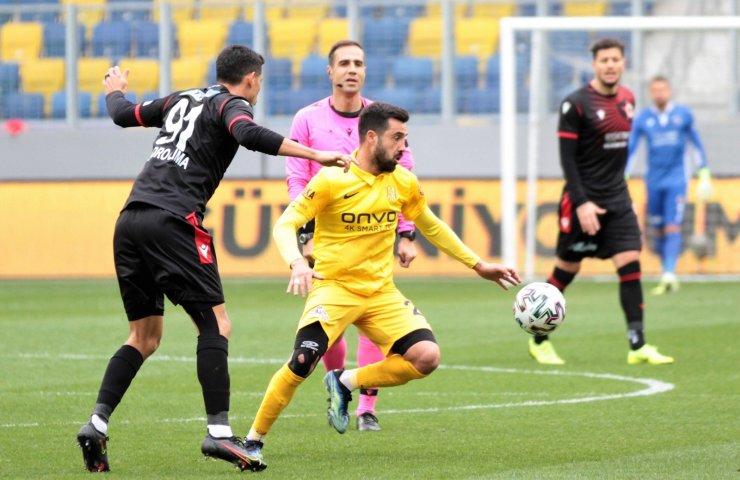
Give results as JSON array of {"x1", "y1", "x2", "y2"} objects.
[
  {"x1": 127, "y1": 315, "x2": 163, "y2": 358},
  {"x1": 127, "y1": 332, "x2": 161, "y2": 358},
  {"x1": 404, "y1": 341, "x2": 440, "y2": 375}
]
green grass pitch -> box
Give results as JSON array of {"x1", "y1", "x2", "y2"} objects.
[{"x1": 1, "y1": 278, "x2": 738, "y2": 479}]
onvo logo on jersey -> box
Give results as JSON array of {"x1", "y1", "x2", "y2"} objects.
[
  {"x1": 149, "y1": 146, "x2": 190, "y2": 169},
  {"x1": 604, "y1": 131, "x2": 630, "y2": 150},
  {"x1": 341, "y1": 211, "x2": 397, "y2": 232}
]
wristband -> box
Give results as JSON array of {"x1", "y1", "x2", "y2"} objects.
[{"x1": 398, "y1": 230, "x2": 416, "y2": 241}]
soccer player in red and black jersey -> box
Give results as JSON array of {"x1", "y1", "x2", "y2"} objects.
[
  {"x1": 75, "y1": 45, "x2": 353, "y2": 473},
  {"x1": 528, "y1": 38, "x2": 674, "y2": 366}
]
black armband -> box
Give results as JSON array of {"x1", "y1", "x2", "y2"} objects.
[{"x1": 398, "y1": 230, "x2": 416, "y2": 241}]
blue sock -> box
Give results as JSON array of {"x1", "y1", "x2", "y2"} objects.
[{"x1": 662, "y1": 232, "x2": 682, "y2": 274}]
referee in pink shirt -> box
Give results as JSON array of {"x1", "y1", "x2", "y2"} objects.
[{"x1": 285, "y1": 40, "x2": 418, "y2": 432}]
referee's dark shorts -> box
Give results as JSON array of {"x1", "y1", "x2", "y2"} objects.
[
  {"x1": 555, "y1": 194, "x2": 642, "y2": 262},
  {"x1": 113, "y1": 203, "x2": 224, "y2": 321}
]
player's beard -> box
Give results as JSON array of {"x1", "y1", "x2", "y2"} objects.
[{"x1": 373, "y1": 143, "x2": 398, "y2": 173}]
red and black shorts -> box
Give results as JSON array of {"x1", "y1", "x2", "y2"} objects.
[
  {"x1": 555, "y1": 193, "x2": 642, "y2": 262},
  {"x1": 113, "y1": 203, "x2": 224, "y2": 320}
]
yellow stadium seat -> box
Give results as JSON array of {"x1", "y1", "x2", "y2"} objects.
[
  {"x1": 455, "y1": 18, "x2": 500, "y2": 62},
  {"x1": 269, "y1": 18, "x2": 318, "y2": 67},
  {"x1": 408, "y1": 16, "x2": 442, "y2": 57},
  {"x1": 1, "y1": 22, "x2": 43, "y2": 62},
  {"x1": 563, "y1": 2, "x2": 608, "y2": 16},
  {"x1": 153, "y1": 0, "x2": 195, "y2": 24},
  {"x1": 470, "y1": 2, "x2": 517, "y2": 17},
  {"x1": 61, "y1": 0, "x2": 106, "y2": 34},
  {"x1": 178, "y1": 20, "x2": 227, "y2": 58},
  {"x1": 244, "y1": 2, "x2": 285, "y2": 21},
  {"x1": 199, "y1": 0, "x2": 241, "y2": 22},
  {"x1": 284, "y1": 0, "x2": 331, "y2": 19},
  {"x1": 171, "y1": 56, "x2": 209, "y2": 91},
  {"x1": 117, "y1": 58, "x2": 160, "y2": 95},
  {"x1": 425, "y1": 3, "x2": 469, "y2": 17},
  {"x1": 317, "y1": 18, "x2": 349, "y2": 54},
  {"x1": 77, "y1": 57, "x2": 112, "y2": 103},
  {"x1": 21, "y1": 57, "x2": 65, "y2": 115}
]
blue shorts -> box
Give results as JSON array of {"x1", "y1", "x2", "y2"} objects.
[{"x1": 647, "y1": 184, "x2": 686, "y2": 228}]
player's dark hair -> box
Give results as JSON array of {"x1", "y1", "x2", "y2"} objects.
[
  {"x1": 216, "y1": 45, "x2": 265, "y2": 85},
  {"x1": 590, "y1": 38, "x2": 625, "y2": 58},
  {"x1": 650, "y1": 75, "x2": 670, "y2": 85},
  {"x1": 328, "y1": 40, "x2": 363, "y2": 65},
  {"x1": 358, "y1": 102, "x2": 409, "y2": 141}
]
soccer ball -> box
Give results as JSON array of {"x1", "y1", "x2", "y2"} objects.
[{"x1": 513, "y1": 282, "x2": 566, "y2": 335}]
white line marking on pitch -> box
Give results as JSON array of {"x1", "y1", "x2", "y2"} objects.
[{"x1": 0, "y1": 353, "x2": 674, "y2": 429}]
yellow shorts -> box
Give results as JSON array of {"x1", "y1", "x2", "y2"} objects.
[{"x1": 298, "y1": 280, "x2": 432, "y2": 355}]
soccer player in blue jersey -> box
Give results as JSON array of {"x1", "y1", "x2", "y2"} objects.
[{"x1": 627, "y1": 76, "x2": 711, "y2": 295}]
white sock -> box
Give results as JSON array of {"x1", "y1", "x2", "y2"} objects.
[
  {"x1": 207, "y1": 424, "x2": 234, "y2": 438},
  {"x1": 339, "y1": 369, "x2": 357, "y2": 391},
  {"x1": 91, "y1": 414, "x2": 108, "y2": 434},
  {"x1": 246, "y1": 427, "x2": 264, "y2": 442}
]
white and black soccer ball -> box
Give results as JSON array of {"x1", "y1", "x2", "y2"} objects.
[{"x1": 513, "y1": 282, "x2": 566, "y2": 335}]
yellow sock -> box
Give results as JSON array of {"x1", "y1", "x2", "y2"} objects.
[
  {"x1": 355, "y1": 354, "x2": 426, "y2": 389},
  {"x1": 250, "y1": 364, "x2": 304, "y2": 437}
]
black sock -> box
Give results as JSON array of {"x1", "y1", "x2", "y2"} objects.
[
  {"x1": 95, "y1": 344, "x2": 144, "y2": 417},
  {"x1": 618, "y1": 261, "x2": 645, "y2": 350},
  {"x1": 534, "y1": 267, "x2": 577, "y2": 344},
  {"x1": 197, "y1": 335, "x2": 230, "y2": 416}
]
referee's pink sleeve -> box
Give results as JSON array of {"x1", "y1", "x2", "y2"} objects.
[
  {"x1": 397, "y1": 149, "x2": 416, "y2": 233},
  {"x1": 285, "y1": 111, "x2": 313, "y2": 201}
]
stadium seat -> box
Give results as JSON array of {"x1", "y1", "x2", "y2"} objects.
[
  {"x1": 470, "y1": 2, "x2": 517, "y2": 17},
  {"x1": 228, "y1": 20, "x2": 253, "y2": 47},
  {"x1": 43, "y1": 22, "x2": 86, "y2": 57},
  {"x1": 171, "y1": 56, "x2": 209, "y2": 91},
  {"x1": 177, "y1": 20, "x2": 227, "y2": 59},
  {"x1": 365, "y1": 87, "x2": 416, "y2": 113},
  {"x1": 318, "y1": 18, "x2": 348, "y2": 55},
  {"x1": 0, "y1": 0, "x2": 12, "y2": 25},
  {"x1": 0, "y1": 61, "x2": 20, "y2": 95},
  {"x1": 611, "y1": 1, "x2": 632, "y2": 15},
  {"x1": 206, "y1": 58, "x2": 216, "y2": 85},
  {"x1": 363, "y1": 55, "x2": 389, "y2": 91},
  {"x1": 108, "y1": 0, "x2": 151, "y2": 22},
  {"x1": 392, "y1": 57, "x2": 434, "y2": 90},
  {"x1": 117, "y1": 58, "x2": 159, "y2": 97},
  {"x1": 408, "y1": 17, "x2": 442, "y2": 57},
  {"x1": 96, "y1": 91, "x2": 135, "y2": 117},
  {"x1": 284, "y1": 1, "x2": 330, "y2": 19},
  {"x1": 2, "y1": 92, "x2": 45, "y2": 119},
  {"x1": 563, "y1": 1, "x2": 608, "y2": 16},
  {"x1": 19, "y1": 0, "x2": 59, "y2": 23},
  {"x1": 21, "y1": 58, "x2": 64, "y2": 97},
  {"x1": 132, "y1": 21, "x2": 162, "y2": 58},
  {"x1": 77, "y1": 57, "x2": 111, "y2": 98},
  {"x1": 266, "y1": 86, "x2": 324, "y2": 116},
  {"x1": 455, "y1": 55, "x2": 479, "y2": 90},
  {"x1": 457, "y1": 88, "x2": 499, "y2": 114},
  {"x1": 549, "y1": 31, "x2": 591, "y2": 56},
  {"x1": 265, "y1": 57, "x2": 292, "y2": 91},
  {"x1": 61, "y1": 0, "x2": 106, "y2": 33},
  {"x1": 243, "y1": 3, "x2": 284, "y2": 22},
  {"x1": 268, "y1": 18, "x2": 318, "y2": 70},
  {"x1": 1, "y1": 22, "x2": 43, "y2": 62},
  {"x1": 91, "y1": 21, "x2": 132, "y2": 58},
  {"x1": 51, "y1": 90, "x2": 92, "y2": 119},
  {"x1": 362, "y1": 18, "x2": 408, "y2": 57},
  {"x1": 485, "y1": 53, "x2": 529, "y2": 90},
  {"x1": 299, "y1": 55, "x2": 327, "y2": 89},
  {"x1": 199, "y1": 0, "x2": 240, "y2": 22},
  {"x1": 425, "y1": 2, "x2": 469, "y2": 17},
  {"x1": 415, "y1": 87, "x2": 441, "y2": 114},
  {"x1": 382, "y1": 5, "x2": 425, "y2": 20},
  {"x1": 455, "y1": 18, "x2": 500, "y2": 62}
]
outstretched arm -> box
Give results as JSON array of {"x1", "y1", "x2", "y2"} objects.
[{"x1": 414, "y1": 207, "x2": 520, "y2": 290}]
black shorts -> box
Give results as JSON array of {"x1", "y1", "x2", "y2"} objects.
[
  {"x1": 555, "y1": 193, "x2": 642, "y2": 262},
  {"x1": 113, "y1": 204, "x2": 224, "y2": 320}
]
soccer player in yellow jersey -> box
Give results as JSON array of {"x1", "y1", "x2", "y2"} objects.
[{"x1": 242, "y1": 103, "x2": 520, "y2": 467}]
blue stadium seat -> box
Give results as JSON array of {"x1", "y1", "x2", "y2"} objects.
[
  {"x1": 363, "y1": 55, "x2": 389, "y2": 91},
  {"x1": 2, "y1": 92, "x2": 45, "y2": 119},
  {"x1": 19, "y1": 0, "x2": 59, "y2": 23},
  {"x1": 132, "y1": 21, "x2": 162, "y2": 58},
  {"x1": 108, "y1": 0, "x2": 151, "y2": 22},
  {"x1": 611, "y1": 1, "x2": 632, "y2": 15},
  {"x1": 206, "y1": 59, "x2": 217, "y2": 86},
  {"x1": 455, "y1": 55, "x2": 479, "y2": 90},
  {"x1": 485, "y1": 53, "x2": 529, "y2": 90},
  {"x1": 299, "y1": 55, "x2": 327, "y2": 89},
  {"x1": 267, "y1": 87, "x2": 325, "y2": 116},
  {"x1": 0, "y1": 62, "x2": 20, "y2": 94},
  {"x1": 43, "y1": 22, "x2": 85, "y2": 57},
  {"x1": 141, "y1": 91, "x2": 159, "y2": 102},
  {"x1": 550, "y1": 31, "x2": 591, "y2": 56},
  {"x1": 228, "y1": 20, "x2": 253, "y2": 47},
  {"x1": 96, "y1": 91, "x2": 135, "y2": 118},
  {"x1": 362, "y1": 18, "x2": 408, "y2": 56},
  {"x1": 457, "y1": 88, "x2": 500, "y2": 114},
  {"x1": 392, "y1": 57, "x2": 434, "y2": 90},
  {"x1": 0, "y1": 0, "x2": 12, "y2": 25},
  {"x1": 416, "y1": 87, "x2": 441, "y2": 114},
  {"x1": 382, "y1": 5, "x2": 425, "y2": 19},
  {"x1": 366, "y1": 87, "x2": 416, "y2": 113},
  {"x1": 266, "y1": 57, "x2": 292, "y2": 91},
  {"x1": 92, "y1": 21, "x2": 133, "y2": 58},
  {"x1": 51, "y1": 91, "x2": 92, "y2": 119}
]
